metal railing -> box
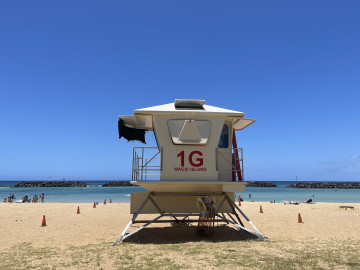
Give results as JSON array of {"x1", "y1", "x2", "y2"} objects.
[
  {"x1": 132, "y1": 147, "x2": 162, "y2": 181},
  {"x1": 216, "y1": 148, "x2": 244, "y2": 181}
]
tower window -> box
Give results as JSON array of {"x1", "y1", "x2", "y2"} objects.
[{"x1": 218, "y1": 124, "x2": 229, "y2": 148}]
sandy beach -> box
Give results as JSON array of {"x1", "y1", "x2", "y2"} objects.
[{"x1": 0, "y1": 202, "x2": 359, "y2": 269}]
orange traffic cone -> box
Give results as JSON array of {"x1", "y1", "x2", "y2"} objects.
[
  {"x1": 104, "y1": 199, "x2": 106, "y2": 205},
  {"x1": 298, "y1": 213, "x2": 303, "y2": 223},
  {"x1": 238, "y1": 199, "x2": 241, "y2": 206},
  {"x1": 41, "y1": 215, "x2": 46, "y2": 227},
  {"x1": 77, "y1": 206, "x2": 80, "y2": 214},
  {"x1": 93, "y1": 201, "x2": 96, "y2": 208},
  {"x1": 260, "y1": 205, "x2": 263, "y2": 213},
  {"x1": 110, "y1": 198, "x2": 112, "y2": 203}
]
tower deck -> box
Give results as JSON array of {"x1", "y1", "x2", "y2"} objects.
[{"x1": 132, "y1": 180, "x2": 245, "y2": 192}]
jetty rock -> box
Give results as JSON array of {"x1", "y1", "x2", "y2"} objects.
[
  {"x1": 14, "y1": 181, "x2": 88, "y2": 188},
  {"x1": 102, "y1": 181, "x2": 132, "y2": 187},
  {"x1": 245, "y1": 181, "x2": 277, "y2": 187},
  {"x1": 287, "y1": 182, "x2": 360, "y2": 189}
]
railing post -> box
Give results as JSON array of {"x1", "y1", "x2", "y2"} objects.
[
  {"x1": 241, "y1": 148, "x2": 244, "y2": 181},
  {"x1": 145, "y1": 158, "x2": 148, "y2": 181},
  {"x1": 132, "y1": 148, "x2": 134, "y2": 181},
  {"x1": 137, "y1": 153, "x2": 139, "y2": 181},
  {"x1": 141, "y1": 147, "x2": 144, "y2": 181}
]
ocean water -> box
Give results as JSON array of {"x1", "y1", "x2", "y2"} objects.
[{"x1": 0, "y1": 181, "x2": 359, "y2": 203}]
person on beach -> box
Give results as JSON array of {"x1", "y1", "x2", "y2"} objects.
[
  {"x1": 41, "y1": 193, "x2": 45, "y2": 203},
  {"x1": 22, "y1": 194, "x2": 29, "y2": 203},
  {"x1": 32, "y1": 195, "x2": 38, "y2": 203},
  {"x1": 3, "y1": 198, "x2": 6, "y2": 203},
  {"x1": 8, "y1": 194, "x2": 12, "y2": 203}
]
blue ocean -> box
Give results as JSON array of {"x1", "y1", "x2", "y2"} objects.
[{"x1": 0, "y1": 181, "x2": 359, "y2": 203}]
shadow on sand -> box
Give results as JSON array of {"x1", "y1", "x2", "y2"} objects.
[{"x1": 123, "y1": 224, "x2": 258, "y2": 244}]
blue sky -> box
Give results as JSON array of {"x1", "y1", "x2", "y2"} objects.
[{"x1": 0, "y1": 1, "x2": 359, "y2": 181}]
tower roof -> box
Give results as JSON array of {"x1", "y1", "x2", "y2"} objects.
[
  {"x1": 134, "y1": 100, "x2": 245, "y2": 117},
  {"x1": 119, "y1": 99, "x2": 255, "y2": 131}
]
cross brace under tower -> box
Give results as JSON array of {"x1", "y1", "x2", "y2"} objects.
[{"x1": 113, "y1": 192, "x2": 267, "y2": 245}]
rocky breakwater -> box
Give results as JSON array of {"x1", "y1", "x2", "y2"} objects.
[
  {"x1": 14, "y1": 181, "x2": 88, "y2": 188},
  {"x1": 102, "y1": 181, "x2": 133, "y2": 187},
  {"x1": 287, "y1": 182, "x2": 360, "y2": 189},
  {"x1": 245, "y1": 181, "x2": 277, "y2": 187}
]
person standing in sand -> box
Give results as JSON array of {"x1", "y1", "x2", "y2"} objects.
[
  {"x1": 32, "y1": 195, "x2": 38, "y2": 203},
  {"x1": 41, "y1": 193, "x2": 45, "y2": 203}
]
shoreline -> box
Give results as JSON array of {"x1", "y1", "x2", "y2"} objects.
[{"x1": 2, "y1": 181, "x2": 360, "y2": 204}]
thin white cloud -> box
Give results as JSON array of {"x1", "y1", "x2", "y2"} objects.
[
  {"x1": 350, "y1": 154, "x2": 358, "y2": 160},
  {"x1": 342, "y1": 163, "x2": 360, "y2": 173},
  {"x1": 318, "y1": 162, "x2": 337, "y2": 165}
]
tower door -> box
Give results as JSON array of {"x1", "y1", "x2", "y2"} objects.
[
  {"x1": 216, "y1": 123, "x2": 232, "y2": 181},
  {"x1": 217, "y1": 148, "x2": 232, "y2": 181}
]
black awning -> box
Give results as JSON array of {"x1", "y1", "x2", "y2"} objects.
[{"x1": 118, "y1": 119, "x2": 146, "y2": 144}]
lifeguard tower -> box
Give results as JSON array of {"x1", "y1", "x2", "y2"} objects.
[{"x1": 114, "y1": 99, "x2": 266, "y2": 244}]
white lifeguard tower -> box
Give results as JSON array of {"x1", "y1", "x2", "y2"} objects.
[{"x1": 114, "y1": 99, "x2": 266, "y2": 244}]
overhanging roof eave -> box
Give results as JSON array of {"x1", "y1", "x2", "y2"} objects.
[{"x1": 134, "y1": 110, "x2": 244, "y2": 117}]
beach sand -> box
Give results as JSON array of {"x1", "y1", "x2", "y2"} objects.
[{"x1": 0, "y1": 202, "x2": 359, "y2": 269}]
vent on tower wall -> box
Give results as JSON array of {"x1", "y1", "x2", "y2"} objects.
[{"x1": 174, "y1": 99, "x2": 205, "y2": 109}]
